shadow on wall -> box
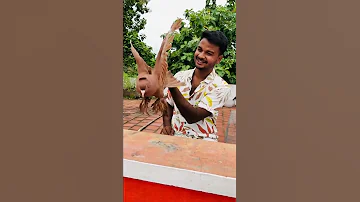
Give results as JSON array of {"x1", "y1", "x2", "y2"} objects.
[{"x1": 224, "y1": 84, "x2": 236, "y2": 108}]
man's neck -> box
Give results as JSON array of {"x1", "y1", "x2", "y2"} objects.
[{"x1": 193, "y1": 67, "x2": 213, "y2": 81}]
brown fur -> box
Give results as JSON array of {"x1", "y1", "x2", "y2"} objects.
[
  {"x1": 151, "y1": 98, "x2": 167, "y2": 115},
  {"x1": 130, "y1": 19, "x2": 184, "y2": 115},
  {"x1": 139, "y1": 97, "x2": 151, "y2": 115}
]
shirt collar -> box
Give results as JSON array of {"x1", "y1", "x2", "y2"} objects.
[{"x1": 186, "y1": 68, "x2": 216, "y2": 84}]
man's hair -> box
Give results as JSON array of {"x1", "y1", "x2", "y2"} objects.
[{"x1": 200, "y1": 30, "x2": 229, "y2": 56}]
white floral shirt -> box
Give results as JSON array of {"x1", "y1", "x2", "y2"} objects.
[{"x1": 164, "y1": 68, "x2": 231, "y2": 141}]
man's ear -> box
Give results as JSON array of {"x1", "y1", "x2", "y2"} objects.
[{"x1": 216, "y1": 55, "x2": 223, "y2": 64}]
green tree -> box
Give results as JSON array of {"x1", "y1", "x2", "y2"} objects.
[
  {"x1": 167, "y1": 0, "x2": 236, "y2": 84},
  {"x1": 123, "y1": 0, "x2": 155, "y2": 77}
]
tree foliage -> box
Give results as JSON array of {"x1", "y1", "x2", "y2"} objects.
[
  {"x1": 123, "y1": 0, "x2": 155, "y2": 76},
  {"x1": 167, "y1": 0, "x2": 236, "y2": 84}
]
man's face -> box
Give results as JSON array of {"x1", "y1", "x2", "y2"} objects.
[{"x1": 194, "y1": 38, "x2": 223, "y2": 70}]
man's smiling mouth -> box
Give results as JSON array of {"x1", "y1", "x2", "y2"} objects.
[{"x1": 196, "y1": 57, "x2": 207, "y2": 65}]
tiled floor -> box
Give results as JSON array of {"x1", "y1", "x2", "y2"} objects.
[{"x1": 123, "y1": 99, "x2": 236, "y2": 144}]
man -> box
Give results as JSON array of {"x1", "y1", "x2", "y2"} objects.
[{"x1": 161, "y1": 30, "x2": 231, "y2": 142}]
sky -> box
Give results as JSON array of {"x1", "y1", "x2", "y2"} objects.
[{"x1": 140, "y1": 0, "x2": 228, "y2": 54}]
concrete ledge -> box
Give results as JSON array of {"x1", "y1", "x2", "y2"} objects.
[
  {"x1": 124, "y1": 159, "x2": 236, "y2": 197},
  {"x1": 123, "y1": 129, "x2": 236, "y2": 178},
  {"x1": 123, "y1": 129, "x2": 236, "y2": 197}
]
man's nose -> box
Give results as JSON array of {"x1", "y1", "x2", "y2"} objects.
[{"x1": 198, "y1": 52, "x2": 205, "y2": 59}]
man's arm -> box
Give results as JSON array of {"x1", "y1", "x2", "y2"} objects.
[
  {"x1": 161, "y1": 100, "x2": 175, "y2": 135},
  {"x1": 162, "y1": 102, "x2": 173, "y2": 126},
  {"x1": 169, "y1": 87, "x2": 211, "y2": 124}
]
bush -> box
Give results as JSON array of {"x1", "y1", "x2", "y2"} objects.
[{"x1": 123, "y1": 72, "x2": 136, "y2": 90}]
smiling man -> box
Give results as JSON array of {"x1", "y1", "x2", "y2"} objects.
[{"x1": 161, "y1": 30, "x2": 231, "y2": 142}]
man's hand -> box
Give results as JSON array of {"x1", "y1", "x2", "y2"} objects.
[{"x1": 161, "y1": 126, "x2": 174, "y2": 136}]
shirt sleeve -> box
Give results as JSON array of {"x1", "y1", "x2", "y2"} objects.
[{"x1": 197, "y1": 85, "x2": 231, "y2": 116}]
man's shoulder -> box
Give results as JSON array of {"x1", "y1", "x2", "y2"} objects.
[
  {"x1": 212, "y1": 72, "x2": 230, "y2": 88},
  {"x1": 208, "y1": 73, "x2": 231, "y2": 101}
]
